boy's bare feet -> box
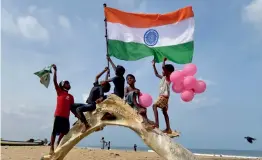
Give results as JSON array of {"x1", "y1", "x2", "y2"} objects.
[
  {"x1": 162, "y1": 128, "x2": 173, "y2": 134},
  {"x1": 144, "y1": 124, "x2": 155, "y2": 130},
  {"x1": 147, "y1": 119, "x2": 157, "y2": 127},
  {"x1": 81, "y1": 123, "x2": 91, "y2": 133},
  {"x1": 142, "y1": 121, "x2": 155, "y2": 130},
  {"x1": 141, "y1": 118, "x2": 156, "y2": 130},
  {"x1": 154, "y1": 123, "x2": 159, "y2": 128},
  {"x1": 162, "y1": 129, "x2": 180, "y2": 138},
  {"x1": 147, "y1": 119, "x2": 155, "y2": 125},
  {"x1": 49, "y1": 147, "x2": 54, "y2": 155}
]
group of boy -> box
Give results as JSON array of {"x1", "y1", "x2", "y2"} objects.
[{"x1": 48, "y1": 56, "x2": 174, "y2": 154}]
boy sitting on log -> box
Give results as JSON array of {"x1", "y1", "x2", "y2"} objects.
[
  {"x1": 124, "y1": 74, "x2": 155, "y2": 129},
  {"x1": 71, "y1": 67, "x2": 111, "y2": 132}
]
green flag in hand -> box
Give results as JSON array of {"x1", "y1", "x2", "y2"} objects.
[{"x1": 34, "y1": 65, "x2": 53, "y2": 88}]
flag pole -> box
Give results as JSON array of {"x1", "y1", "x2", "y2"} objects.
[{"x1": 103, "y1": 3, "x2": 110, "y2": 77}]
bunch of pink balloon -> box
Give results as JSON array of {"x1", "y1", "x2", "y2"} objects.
[
  {"x1": 170, "y1": 63, "x2": 206, "y2": 102},
  {"x1": 138, "y1": 93, "x2": 153, "y2": 108}
]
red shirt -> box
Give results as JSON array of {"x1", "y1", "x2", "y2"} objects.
[{"x1": 54, "y1": 88, "x2": 74, "y2": 118}]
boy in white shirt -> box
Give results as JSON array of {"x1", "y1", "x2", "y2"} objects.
[{"x1": 152, "y1": 58, "x2": 174, "y2": 134}]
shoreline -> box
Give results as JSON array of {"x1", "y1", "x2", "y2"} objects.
[
  {"x1": 80, "y1": 147, "x2": 261, "y2": 159},
  {"x1": 193, "y1": 153, "x2": 260, "y2": 159},
  {"x1": 1, "y1": 146, "x2": 261, "y2": 160},
  {"x1": 75, "y1": 147, "x2": 262, "y2": 159}
]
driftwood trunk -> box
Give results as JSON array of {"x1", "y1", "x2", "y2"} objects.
[{"x1": 41, "y1": 94, "x2": 198, "y2": 160}]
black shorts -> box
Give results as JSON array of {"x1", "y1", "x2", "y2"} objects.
[{"x1": 52, "y1": 116, "x2": 70, "y2": 136}]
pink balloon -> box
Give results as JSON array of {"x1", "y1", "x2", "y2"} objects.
[
  {"x1": 172, "y1": 82, "x2": 184, "y2": 93},
  {"x1": 183, "y1": 63, "x2": 197, "y2": 76},
  {"x1": 194, "y1": 80, "x2": 207, "y2": 93},
  {"x1": 183, "y1": 76, "x2": 197, "y2": 90},
  {"x1": 179, "y1": 70, "x2": 186, "y2": 76},
  {"x1": 170, "y1": 70, "x2": 184, "y2": 84},
  {"x1": 138, "y1": 93, "x2": 153, "y2": 108},
  {"x1": 181, "y1": 90, "x2": 194, "y2": 102}
]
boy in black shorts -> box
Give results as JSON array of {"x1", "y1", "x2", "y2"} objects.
[
  {"x1": 71, "y1": 67, "x2": 111, "y2": 132},
  {"x1": 49, "y1": 64, "x2": 74, "y2": 154}
]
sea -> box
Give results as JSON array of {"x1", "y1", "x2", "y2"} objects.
[{"x1": 80, "y1": 145, "x2": 262, "y2": 158}]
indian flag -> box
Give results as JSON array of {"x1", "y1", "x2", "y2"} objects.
[{"x1": 104, "y1": 6, "x2": 195, "y2": 64}]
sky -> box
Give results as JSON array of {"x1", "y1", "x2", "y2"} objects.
[{"x1": 1, "y1": 0, "x2": 262, "y2": 151}]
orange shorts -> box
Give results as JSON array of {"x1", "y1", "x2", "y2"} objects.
[{"x1": 153, "y1": 96, "x2": 169, "y2": 109}]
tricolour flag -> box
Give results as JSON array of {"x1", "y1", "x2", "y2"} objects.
[{"x1": 104, "y1": 6, "x2": 195, "y2": 64}]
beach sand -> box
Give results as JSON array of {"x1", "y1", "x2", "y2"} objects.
[{"x1": 1, "y1": 146, "x2": 261, "y2": 160}]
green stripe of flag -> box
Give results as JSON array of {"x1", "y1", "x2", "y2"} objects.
[{"x1": 108, "y1": 40, "x2": 194, "y2": 64}]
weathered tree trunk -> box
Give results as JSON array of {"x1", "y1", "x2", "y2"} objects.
[{"x1": 41, "y1": 94, "x2": 198, "y2": 160}]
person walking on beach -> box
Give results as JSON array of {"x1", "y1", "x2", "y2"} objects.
[
  {"x1": 100, "y1": 137, "x2": 106, "y2": 149},
  {"x1": 107, "y1": 141, "x2": 111, "y2": 150},
  {"x1": 151, "y1": 58, "x2": 175, "y2": 134},
  {"x1": 134, "y1": 144, "x2": 137, "y2": 152},
  {"x1": 49, "y1": 64, "x2": 74, "y2": 155}
]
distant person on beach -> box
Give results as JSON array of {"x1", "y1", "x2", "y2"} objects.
[
  {"x1": 152, "y1": 58, "x2": 174, "y2": 134},
  {"x1": 134, "y1": 144, "x2": 137, "y2": 152},
  {"x1": 107, "y1": 141, "x2": 111, "y2": 150},
  {"x1": 105, "y1": 55, "x2": 125, "y2": 99},
  {"x1": 100, "y1": 137, "x2": 106, "y2": 149},
  {"x1": 49, "y1": 64, "x2": 74, "y2": 155},
  {"x1": 71, "y1": 67, "x2": 111, "y2": 133},
  {"x1": 124, "y1": 74, "x2": 155, "y2": 129}
]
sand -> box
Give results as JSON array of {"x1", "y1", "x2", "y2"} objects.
[{"x1": 1, "y1": 146, "x2": 261, "y2": 160}]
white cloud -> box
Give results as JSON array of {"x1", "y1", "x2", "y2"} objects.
[
  {"x1": 17, "y1": 16, "x2": 49, "y2": 41},
  {"x1": 242, "y1": 0, "x2": 262, "y2": 33},
  {"x1": 1, "y1": 7, "x2": 49, "y2": 42},
  {"x1": 1, "y1": 8, "x2": 19, "y2": 34},
  {"x1": 58, "y1": 15, "x2": 71, "y2": 29}
]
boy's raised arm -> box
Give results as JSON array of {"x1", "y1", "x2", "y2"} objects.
[
  {"x1": 52, "y1": 64, "x2": 59, "y2": 91},
  {"x1": 95, "y1": 67, "x2": 108, "y2": 83},
  {"x1": 162, "y1": 57, "x2": 167, "y2": 69},
  {"x1": 152, "y1": 60, "x2": 162, "y2": 79},
  {"x1": 103, "y1": 76, "x2": 114, "y2": 83},
  {"x1": 107, "y1": 56, "x2": 117, "y2": 72},
  {"x1": 105, "y1": 69, "x2": 110, "y2": 81},
  {"x1": 103, "y1": 69, "x2": 115, "y2": 83}
]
